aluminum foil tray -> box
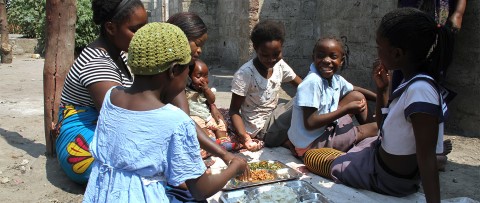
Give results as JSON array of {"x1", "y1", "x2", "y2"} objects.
[
  {"x1": 222, "y1": 160, "x2": 302, "y2": 191},
  {"x1": 220, "y1": 180, "x2": 332, "y2": 203}
]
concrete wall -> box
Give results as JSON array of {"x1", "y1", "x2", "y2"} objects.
[
  {"x1": 444, "y1": 0, "x2": 480, "y2": 136},
  {"x1": 168, "y1": 0, "x2": 480, "y2": 137}
]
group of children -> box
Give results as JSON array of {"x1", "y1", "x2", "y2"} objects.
[{"x1": 83, "y1": 7, "x2": 453, "y2": 203}]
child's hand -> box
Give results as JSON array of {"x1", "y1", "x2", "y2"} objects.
[
  {"x1": 372, "y1": 59, "x2": 389, "y2": 91},
  {"x1": 198, "y1": 79, "x2": 209, "y2": 92},
  {"x1": 228, "y1": 156, "x2": 249, "y2": 176},
  {"x1": 344, "y1": 99, "x2": 366, "y2": 115}
]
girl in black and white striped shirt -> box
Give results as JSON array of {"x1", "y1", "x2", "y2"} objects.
[{"x1": 54, "y1": 0, "x2": 147, "y2": 184}]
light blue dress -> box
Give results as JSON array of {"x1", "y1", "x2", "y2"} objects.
[{"x1": 83, "y1": 87, "x2": 206, "y2": 202}]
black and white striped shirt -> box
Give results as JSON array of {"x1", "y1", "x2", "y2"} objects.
[{"x1": 60, "y1": 47, "x2": 133, "y2": 107}]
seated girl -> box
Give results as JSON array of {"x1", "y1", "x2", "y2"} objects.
[
  {"x1": 228, "y1": 19, "x2": 302, "y2": 151},
  {"x1": 288, "y1": 36, "x2": 378, "y2": 158},
  {"x1": 303, "y1": 8, "x2": 451, "y2": 202},
  {"x1": 186, "y1": 59, "x2": 240, "y2": 153}
]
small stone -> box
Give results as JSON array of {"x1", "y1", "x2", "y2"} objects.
[
  {"x1": 1, "y1": 177, "x2": 10, "y2": 184},
  {"x1": 20, "y1": 159, "x2": 29, "y2": 165},
  {"x1": 20, "y1": 166, "x2": 26, "y2": 174},
  {"x1": 452, "y1": 178, "x2": 458, "y2": 183}
]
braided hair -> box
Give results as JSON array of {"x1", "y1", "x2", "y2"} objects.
[
  {"x1": 167, "y1": 12, "x2": 208, "y2": 41},
  {"x1": 250, "y1": 20, "x2": 286, "y2": 47},
  {"x1": 313, "y1": 36, "x2": 351, "y2": 70},
  {"x1": 92, "y1": 0, "x2": 144, "y2": 36},
  {"x1": 378, "y1": 7, "x2": 454, "y2": 81}
]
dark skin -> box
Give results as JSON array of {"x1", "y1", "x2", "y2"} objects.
[
  {"x1": 190, "y1": 60, "x2": 228, "y2": 139},
  {"x1": 87, "y1": 6, "x2": 148, "y2": 111},
  {"x1": 229, "y1": 40, "x2": 302, "y2": 151},
  {"x1": 169, "y1": 31, "x2": 238, "y2": 165},
  {"x1": 447, "y1": 0, "x2": 467, "y2": 32},
  {"x1": 109, "y1": 64, "x2": 248, "y2": 200},
  {"x1": 303, "y1": 39, "x2": 377, "y2": 143},
  {"x1": 374, "y1": 34, "x2": 440, "y2": 203}
]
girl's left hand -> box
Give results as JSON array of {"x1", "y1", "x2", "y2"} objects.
[{"x1": 372, "y1": 60, "x2": 389, "y2": 91}]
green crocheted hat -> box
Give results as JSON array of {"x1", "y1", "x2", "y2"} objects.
[{"x1": 128, "y1": 22, "x2": 191, "y2": 75}]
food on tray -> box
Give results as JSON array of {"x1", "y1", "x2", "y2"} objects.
[
  {"x1": 236, "y1": 169, "x2": 275, "y2": 182},
  {"x1": 236, "y1": 185, "x2": 298, "y2": 203},
  {"x1": 249, "y1": 161, "x2": 283, "y2": 170}
]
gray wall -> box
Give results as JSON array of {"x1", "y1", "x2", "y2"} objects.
[
  {"x1": 168, "y1": 0, "x2": 480, "y2": 137},
  {"x1": 444, "y1": 1, "x2": 480, "y2": 136}
]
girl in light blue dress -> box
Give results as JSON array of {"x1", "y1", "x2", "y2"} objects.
[{"x1": 83, "y1": 22, "x2": 248, "y2": 203}]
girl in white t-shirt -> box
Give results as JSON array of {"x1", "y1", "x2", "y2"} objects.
[
  {"x1": 229, "y1": 20, "x2": 302, "y2": 151},
  {"x1": 304, "y1": 8, "x2": 453, "y2": 202}
]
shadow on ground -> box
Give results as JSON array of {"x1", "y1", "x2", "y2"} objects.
[
  {"x1": 45, "y1": 155, "x2": 86, "y2": 195},
  {"x1": 0, "y1": 128, "x2": 44, "y2": 158},
  {"x1": 0, "y1": 128, "x2": 85, "y2": 195}
]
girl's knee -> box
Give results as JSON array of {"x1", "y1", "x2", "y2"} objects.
[{"x1": 343, "y1": 90, "x2": 366, "y2": 102}]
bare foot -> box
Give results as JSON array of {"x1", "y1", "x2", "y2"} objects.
[
  {"x1": 441, "y1": 139, "x2": 453, "y2": 156},
  {"x1": 437, "y1": 155, "x2": 447, "y2": 172},
  {"x1": 281, "y1": 140, "x2": 299, "y2": 158}
]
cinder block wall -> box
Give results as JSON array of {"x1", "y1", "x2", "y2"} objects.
[{"x1": 173, "y1": 0, "x2": 480, "y2": 137}]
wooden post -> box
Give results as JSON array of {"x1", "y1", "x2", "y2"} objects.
[
  {"x1": 43, "y1": 0, "x2": 76, "y2": 156},
  {"x1": 0, "y1": 0, "x2": 12, "y2": 63}
]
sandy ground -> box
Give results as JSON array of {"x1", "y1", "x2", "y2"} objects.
[{"x1": 0, "y1": 55, "x2": 479, "y2": 202}]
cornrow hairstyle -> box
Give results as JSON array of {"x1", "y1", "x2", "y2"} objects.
[
  {"x1": 250, "y1": 20, "x2": 286, "y2": 47},
  {"x1": 378, "y1": 7, "x2": 454, "y2": 81},
  {"x1": 91, "y1": 0, "x2": 144, "y2": 35},
  {"x1": 313, "y1": 36, "x2": 350, "y2": 70},
  {"x1": 167, "y1": 12, "x2": 208, "y2": 41}
]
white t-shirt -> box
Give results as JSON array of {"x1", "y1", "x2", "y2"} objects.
[
  {"x1": 381, "y1": 76, "x2": 444, "y2": 155},
  {"x1": 231, "y1": 59, "x2": 297, "y2": 137}
]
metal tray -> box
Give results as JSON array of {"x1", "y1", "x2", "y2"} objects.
[
  {"x1": 222, "y1": 160, "x2": 302, "y2": 191},
  {"x1": 220, "y1": 180, "x2": 332, "y2": 203}
]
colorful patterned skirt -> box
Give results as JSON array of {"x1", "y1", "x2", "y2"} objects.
[{"x1": 54, "y1": 104, "x2": 98, "y2": 184}]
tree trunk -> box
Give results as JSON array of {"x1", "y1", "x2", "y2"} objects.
[
  {"x1": 43, "y1": 0, "x2": 76, "y2": 156},
  {"x1": 0, "y1": 0, "x2": 12, "y2": 63}
]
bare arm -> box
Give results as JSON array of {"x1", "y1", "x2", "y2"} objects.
[
  {"x1": 228, "y1": 93, "x2": 249, "y2": 143},
  {"x1": 372, "y1": 61, "x2": 390, "y2": 127},
  {"x1": 289, "y1": 76, "x2": 303, "y2": 87},
  {"x1": 172, "y1": 91, "x2": 234, "y2": 164},
  {"x1": 202, "y1": 86, "x2": 216, "y2": 105},
  {"x1": 186, "y1": 156, "x2": 247, "y2": 200},
  {"x1": 449, "y1": 0, "x2": 467, "y2": 30},
  {"x1": 411, "y1": 113, "x2": 440, "y2": 203},
  {"x1": 87, "y1": 81, "x2": 121, "y2": 111},
  {"x1": 353, "y1": 86, "x2": 376, "y2": 101},
  {"x1": 302, "y1": 99, "x2": 366, "y2": 131}
]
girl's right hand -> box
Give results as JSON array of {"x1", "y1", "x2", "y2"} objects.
[
  {"x1": 344, "y1": 99, "x2": 366, "y2": 115},
  {"x1": 228, "y1": 156, "x2": 249, "y2": 176},
  {"x1": 372, "y1": 59, "x2": 389, "y2": 91}
]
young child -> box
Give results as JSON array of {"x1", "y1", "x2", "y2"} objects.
[
  {"x1": 186, "y1": 59, "x2": 239, "y2": 151},
  {"x1": 83, "y1": 23, "x2": 247, "y2": 202},
  {"x1": 229, "y1": 19, "x2": 302, "y2": 151},
  {"x1": 288, "y1": 37, "x2": 378, "y2": 158},
  {"x1": 303, "y1": 8, "x2": 451, "y2": 202}
]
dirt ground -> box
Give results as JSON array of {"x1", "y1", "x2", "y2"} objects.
[{"x1": 0, "y1": 55, "x2": 479, "y2": 202}]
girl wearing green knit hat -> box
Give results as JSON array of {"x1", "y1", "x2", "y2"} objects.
[{"x1": 83, "y1": 22, "x2": 249, "y2": 203}]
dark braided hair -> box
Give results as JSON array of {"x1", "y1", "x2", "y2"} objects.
[
  {"x1": 313, "y1": 36, "x2": 350, "y2": 70},
  {"x1": 378, "y1": 7, "x2": 454, "y2": 81},
  {"x1": 250, "y1": 20, "x2": 286, "y2": 47},
  {"x1": 91, "y1": 0, "x2": 144, "y2": 35},
  {"x1": 167, "y1": 12, "x2": 208, "y2": 41}
]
